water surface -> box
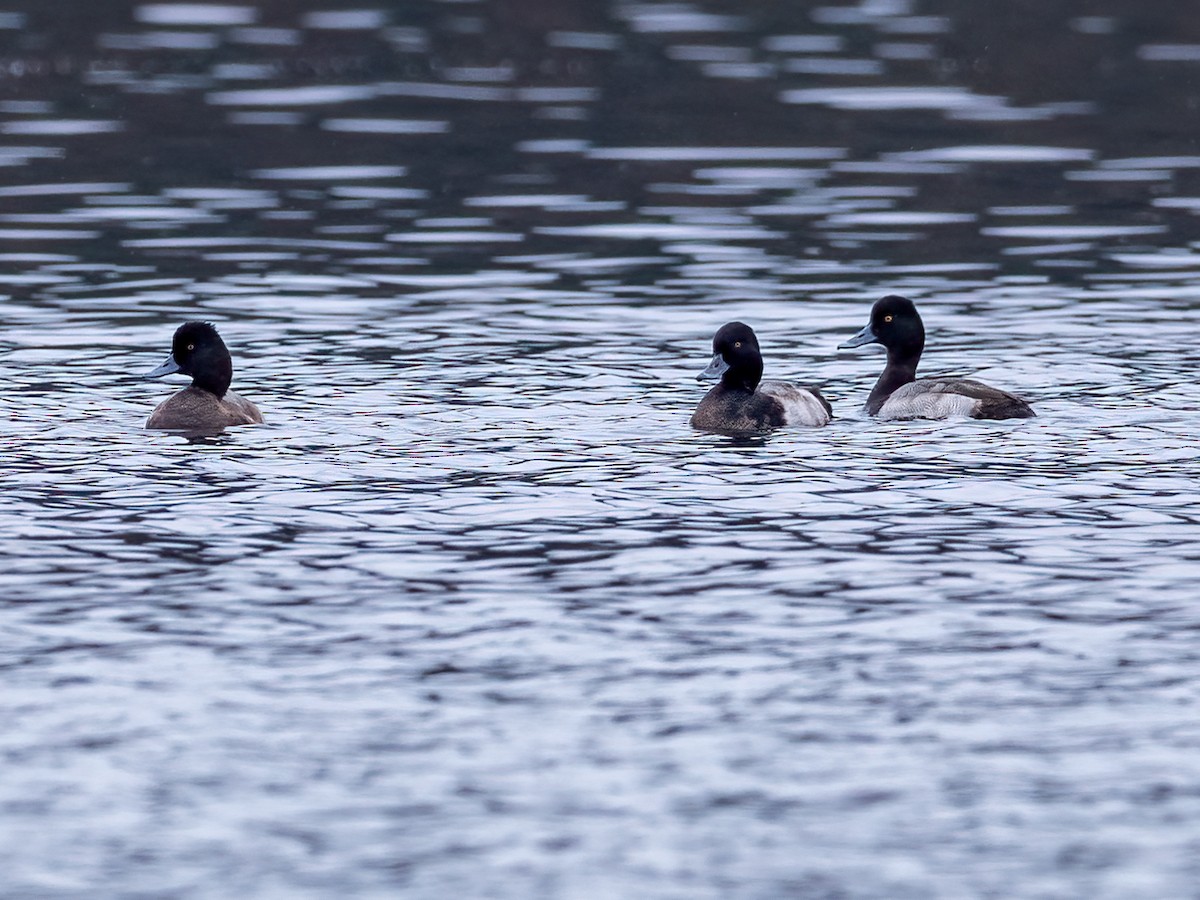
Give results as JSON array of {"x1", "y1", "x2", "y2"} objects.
[{"x1": 3, "y1": 1, "x2": 1200, "y2": 897}]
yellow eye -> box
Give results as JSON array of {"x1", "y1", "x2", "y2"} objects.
[
  {"x1": 883, "y1": 315, "x2": 893, "y2": 323},
  {"x1": 734, "y1": 341, "x2": 742, "y2": 348}
]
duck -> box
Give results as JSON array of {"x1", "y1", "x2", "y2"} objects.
[
  {"x1": 839, "y1": 295, "x2": 1034, "y2": 420},
  {"x1": 145, "y1": 321, "x2": 264, "y2": 430},
  {"x1": 691, "y1": 321, "x2": 832, "y2": 433}
]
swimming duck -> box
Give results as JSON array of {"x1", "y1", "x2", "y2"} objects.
[
  {"x1": 691, "y1": 321, "x2": 832, "y2": 433},
  {"x1": 145, "y1": 321, "x2": 264, "y2": 430},
  {"x1": 839, "y1": 295, "x2": 1034, "y2": 420}
]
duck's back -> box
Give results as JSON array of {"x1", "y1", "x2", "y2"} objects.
[
  {"x1": 146, "y1": 386, "x2": 264, "y2": 430},
  {"x1": 877, "y1": 378, "x2": 1033, "y2": 421},
  {"x1": 758, "y1": 380, "x2": 833, "y2": 426},
  {"x1": 692, "y1": 383, "x2": 831, "y2": 433},
  {"x1": 222, "y1": 390, "x2": 264, "y2": 425}
]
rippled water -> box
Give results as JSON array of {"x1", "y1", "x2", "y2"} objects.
[{"x1": 4, "y1": 1, "x2": 1200, "y2": 896}]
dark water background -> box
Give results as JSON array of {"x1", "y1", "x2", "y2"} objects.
[{"x1": 2, "y1": 1, "x2": 1200, "y2": 897}]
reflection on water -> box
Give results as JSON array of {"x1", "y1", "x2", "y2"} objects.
[{"x1": 3, "y1": 0, "x2": 1200, "y2": 896}]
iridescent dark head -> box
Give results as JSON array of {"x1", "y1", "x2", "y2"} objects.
[
  {"x1": 839, "y1": 295, "x2": 925, "y2": 362},
  {"x1": 697, "y1": 321, "x2": 764, "y2": 392},
  {"x1": 146, "y1": 321, "x2": 233, "y2": 397}
]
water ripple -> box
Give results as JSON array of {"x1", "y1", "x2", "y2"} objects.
[{"x1": 4, "y1": 2, "x2": 1200, "y2": 897}]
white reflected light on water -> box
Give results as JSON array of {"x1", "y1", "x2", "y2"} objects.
[{"x1": 2, "y1": 0, "x2": 1200, "y2": 897}]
